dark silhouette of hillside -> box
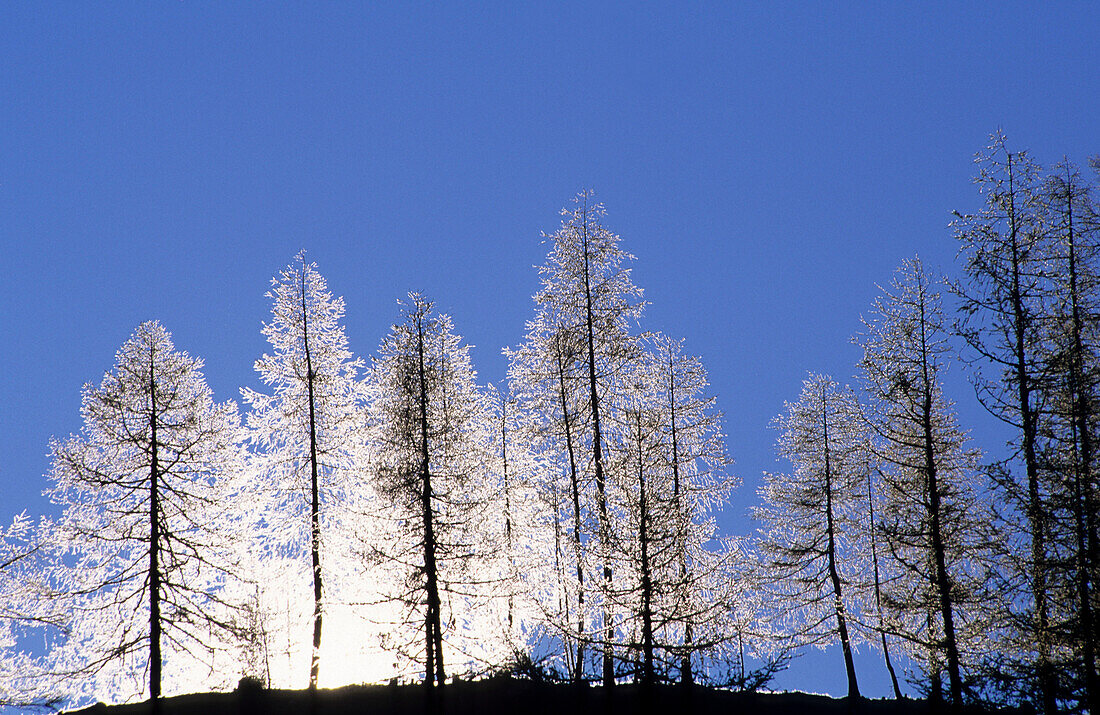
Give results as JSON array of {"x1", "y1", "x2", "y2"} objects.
[{"x1": 65, "y1": 677, "x2": 1033, "y2": 715}]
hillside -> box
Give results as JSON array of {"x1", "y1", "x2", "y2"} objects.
[{"x1": 65, "y1": 679, "x2": 1032, "y2": 715}]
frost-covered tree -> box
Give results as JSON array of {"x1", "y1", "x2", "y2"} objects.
[
  {"x1": 0, "y1": 513, "x2": 63, "y2": 709},
  {"x1": 240, "y1": 252, "x2": 365, "y2": 691},
  {"x1": 755, "y1": 374, "x2": 869, "y2": 699},
  {"x1": 859, "y1": 258, "x2": 992, "y2": 707},
  {"x1": 506, "y1": 309, "x2": 594, "y2": 682},
  {"x1": 610, "y1": 334, "x2": 736, "y2": 687},
  {"x1": 45, "y1": 321, "x2": 243, "y2": 709},
  {"x1": 508, "y1": 191, "x2": 646, "y2": 686},
  {"x1": 368, "y1": 293, "x2": 505, "y2": 691},
  {"x1": 1034, "y1": 159, "x2": 1100, "y2": 711},
  {"x1": 951, "y1": 131, "x2": 1057, "y2": 711},
  {"x1": 485, "y1": 382, "x2": 552, "y2": 656}
]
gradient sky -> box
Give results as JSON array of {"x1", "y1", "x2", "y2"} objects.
[{"x1": 2, "y1": 2, "x2": 1098, "y2": 700}]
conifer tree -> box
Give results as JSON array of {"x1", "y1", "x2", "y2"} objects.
[
  {"x1": 1036, "y1": 159, "x2": 1100, "y2": 710},
  {"x1": 369, "y1": 293, "x2": 503, "y2": 691},
  {"x1": 506, "y1": 310, "x2": 594, "y2": 681},
  {"x1": 859, "y1": 258, "x2": 992, "y2": 707},
  {"x1": 627, "y1": 334, "x2": 735, "y2": 686},
  {"x1": 241, "y1": 252, "x2": 364, "y2": 690},
  {"x1": 45, "y1": 321, "x2": 242, "y2": 709},
  {"x1": 510, "y1": 191, "x2": 646, "y2": 686},
  {"x1": 755, "y1": 374, "x2": 868, "y2": 700},
  {"x1": 951, "y1": 131, "x2": 1055, "y2": 711}
]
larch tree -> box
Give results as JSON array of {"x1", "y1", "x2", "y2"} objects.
[
  {"x1": 0, "y1": 513, "x2": 64, "y2": 709},
  {"x1": 606, "y1": 360, "x2": 670, "y2": 686},
  {"x1": 1036, "y1": 158, "x2": 1100, "y2": 711},
  {"x1": 368, "y1": 293, "x2": 504, "y2": 691},
  {"x1": 614, "y1": 334, "x2": 736, "y2": 687},
  {"x1": 858, "y1": 258, "x2": 992, "y2": 708},
  {"x1": 240, "y1": 252, "x2": 365, "y2": 690},
  {"x1": 755, "y1": 373, "x2": 869, "y2": 700},
  {"x1": 506, "y1": 309, "x2": 594, "y2": 682},
  {"x1": 951, "y1": 131, "x2": 1057, "y2": 711},
  {"x1": 485, "y1": 382, "x2": 552, "y2": 657},
  {"x1": 510, "y1": 191, "x2": 646, "y2": 687},
  {"x1": 45, "y1": 321, "x2": 243, "y2": 710}
]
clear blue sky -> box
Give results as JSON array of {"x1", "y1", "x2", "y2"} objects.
[{"x1": 1, "y1": 2, "x2": 1098, "y2": 699}]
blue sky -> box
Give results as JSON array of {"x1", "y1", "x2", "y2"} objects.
[{"x1": 2, "y1": 2, "x2": 1098, "y2": 699}]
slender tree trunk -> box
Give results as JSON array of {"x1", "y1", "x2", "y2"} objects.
[
  {"x1": 822, "y1": 388, "x2": 860, "y2": 700},
  {"x1": 417, "y1": 319, "x2": 445, "y2": 689},
  {"x1": 580, "y1": 205, "x2": 614, "y2": 688},
  {"x1": 635, "y1": 412, "x2": 655, "y2": 687},
  {"x1": 918, "y1": 296, "x2": 963, "y2": 708},
  {"x1": 148, "y1": 358, "x2": 162, "y2": 713},
  {"x1": 556, "y1": 345, "x2": 586, "y2": 682},
  {"x1": 1003, "y1": 156, "x2": 1056, "y2": 713},
  {"x1": 302, "y1": 281, "x2": 324, "y2": 692},
  {"x1": 501, "y1": 396, "x2": 515, "y2": 631},
  {"x1": 667, "y1": 359, "x2": 693, "y2": 687},
  {"x1": 868, "y1": 471, "x2": 903, "y2": 699},
  {"x1": 1059, "y1": 178, "x2": 1100, "y2": 711}
]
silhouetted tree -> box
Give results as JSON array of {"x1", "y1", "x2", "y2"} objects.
[
  {"x1": 241, "y1": 252, "x2": 365, "y2": 691},
  {"x1": 951, "y1": 131, "x2": 1056, "y2": 711},
  {"x1": 1035, "y1": 159, "x2": 1100, "y2": 711},
  {"x1": 756, "y1": 374, "x2": 868, "y2": 700},
  {"x1": 859, "y1": 258, "x2": 992, "y2": 708},
  {"x1": 369, "y1": 294, "x2": 504, "y2": 690},
  {"x1": 45, "y1": 321, "x2": 242, "y2": 709}
]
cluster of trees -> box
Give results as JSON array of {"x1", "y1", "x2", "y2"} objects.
[
  {"x1": 0, "y1": 134, "x2": 1097, "y2": 713},
  {"x1": 754, "y1": 133, "x2": 1100, "y2": 712}
]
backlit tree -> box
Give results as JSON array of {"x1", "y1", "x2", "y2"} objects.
[{"x1": 45, "y1": 321, "x2": 243, "y2": 710}]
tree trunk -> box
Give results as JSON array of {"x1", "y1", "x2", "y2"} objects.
[
  {"x1": 667, "y1": 359, "x2": 693, "y2": 688},
  {"x1": 1003, "y1": 155, "x2": 1056, "y2": 713},
  {"x1": 1059, "y1": 176, "x2": 1099, "y2": 711},
  {"x1": 635, "y1": 412, "x2": 655, "y2": 687},
  {"x1": 868, "y1": 471, "x2": 903, "y2": 700},
  {"x1": 556, "y1": 344, "x2": 587, "y2": 683},
  {"x1": 148, "y1": 357, "x2": 162, "y2": 713},
  {"x1": 918, "y1": 295, "x2": 962, "y2": 708},
  {"x1": 302, "y1": 280, "x2": 324, "y2": 692},
  {"x1": 580, "y1": 205, "x2": 614, "y2": 689},
  {"x1": 501, "y1": 397, "x2": 515, "y2": 631},
  {"x1": 822, "y1": 388, "x2": 860, "y2": 700},
  {"x1": 417, "y1": 318, "x2": 445, "y2": 689}
]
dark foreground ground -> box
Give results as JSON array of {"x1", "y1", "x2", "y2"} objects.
[{"x1": 68, "y1": 679, "x2": 1033, "y2": 715}]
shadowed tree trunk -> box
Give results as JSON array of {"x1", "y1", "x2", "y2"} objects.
[
  {"x1": 580, "y1": 206, "x2": 615, "y2": 689},
  {"x1": 868, "y1": 471, "x2": 903, "y2": 700},
  {"x1": 301, "y1": 275, "x2": 324, "y2": 692},
  {"x1": 917, "y1": 292, "x2": 963, "y2": 708},
  {"x1": 148, "y1": 356, "x2": 162, "y2": 714},
  {"x1": 822, "y1": 386, "x2": 860, "y2": 700},
  {"x1": 555, "y1": 343, "x2": 587, "y2": 683},
  {"x1": 417, "y1": 317, "x2": 446, "y2": 690}
]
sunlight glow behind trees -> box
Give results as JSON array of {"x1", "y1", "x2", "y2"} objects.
[{"x1": 2, "y1": 150, "x2": 1100, "y2": 712}]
